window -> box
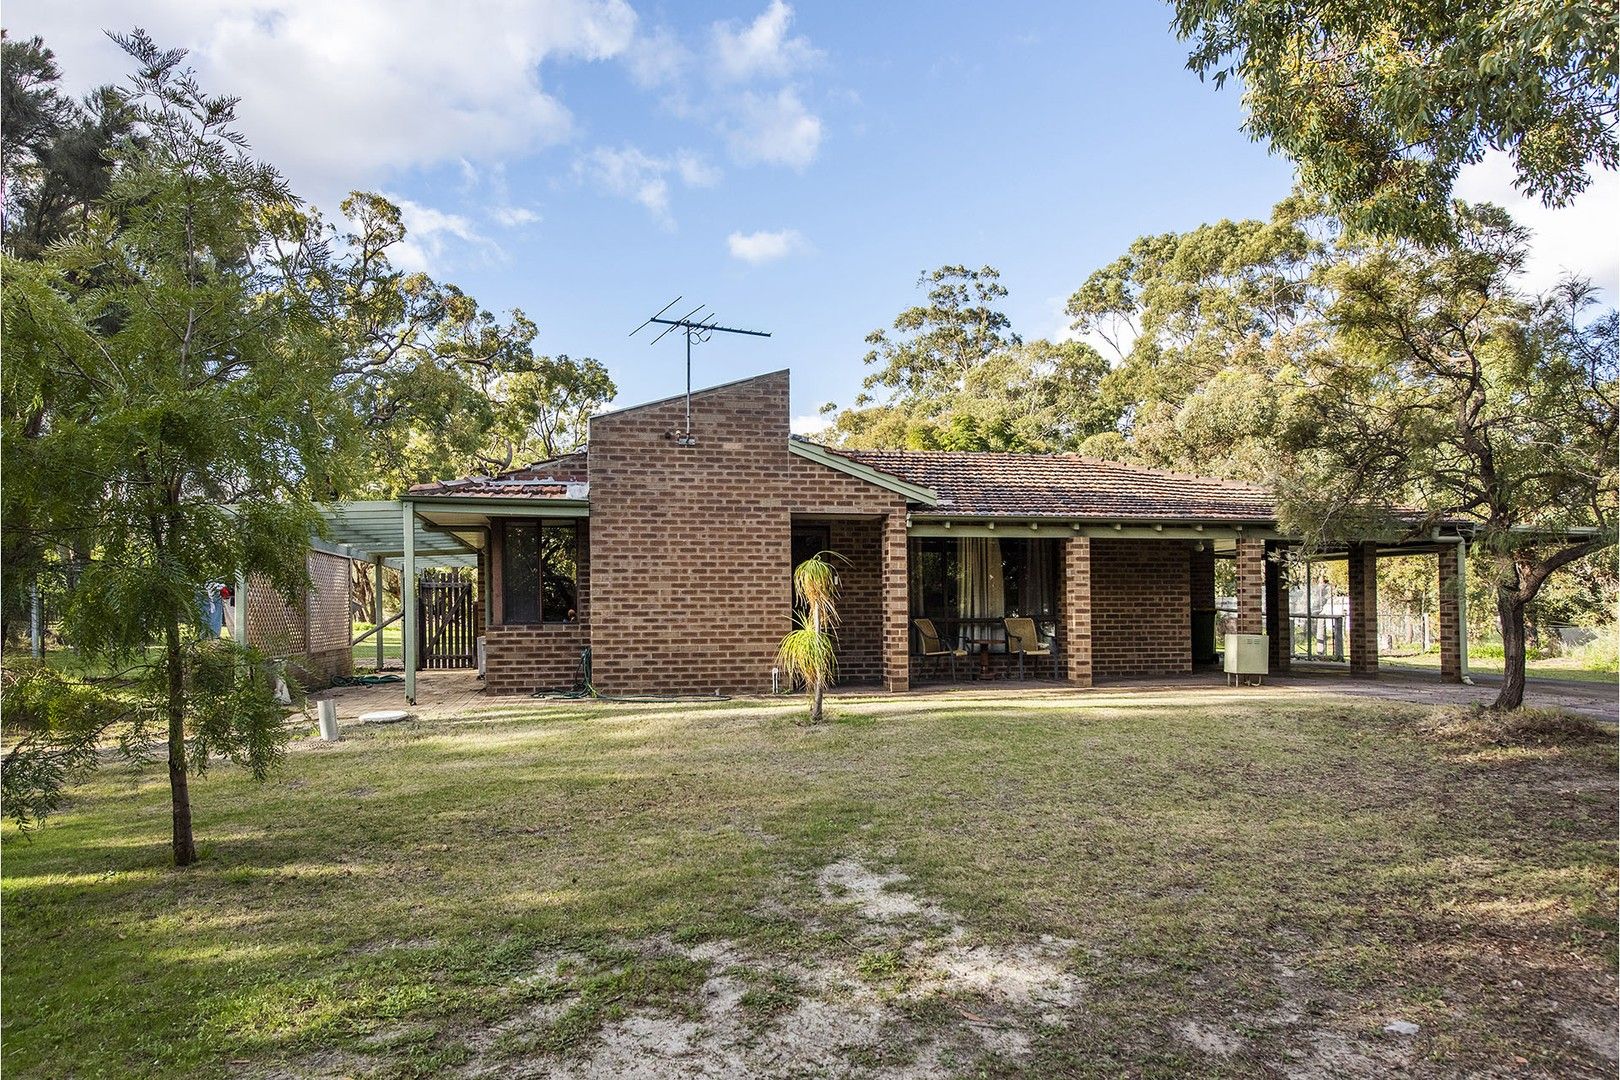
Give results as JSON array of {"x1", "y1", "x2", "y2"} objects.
[
  {"x1": 907, "y1": 537, "x2": 1058, "y2": 622},
  {"x1": 502, "y1": 520, "x2": 579, "y2": 624},
  {"x1": 540, "y1": 523, "x2": 578, "y2": 620}
]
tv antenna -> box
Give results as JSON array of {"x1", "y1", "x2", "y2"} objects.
[{"x1": 630, "y1": 297, "x2": 771, "y2": 446}]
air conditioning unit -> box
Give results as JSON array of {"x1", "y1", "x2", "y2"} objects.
[{"x1": 1224, "y1": 633, "x2": 1269, "y2": 685}]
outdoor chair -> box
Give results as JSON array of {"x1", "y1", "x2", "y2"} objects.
[
  {"x1": 914, "y1": 618, "x2": 968, "y2": 682},
  {"x1": 1004, "y1": 617, "x2": 1058, "y2": 681}
]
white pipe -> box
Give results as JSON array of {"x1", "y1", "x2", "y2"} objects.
[{"x1": 317, "y1": 699, "x2": 340, "y2": 741}]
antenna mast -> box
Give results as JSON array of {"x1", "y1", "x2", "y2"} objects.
[{"x1": 630, "y1": 297, "x2": 771, "y2": 446}]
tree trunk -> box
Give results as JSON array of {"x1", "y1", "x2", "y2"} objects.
[
  {"x1": 1493, "y1": 589, "x2": 1528, "y2": 711},
  {"x1": 811, "y1": 680, "x2": 824, "y2": 724},
  {"x1": 165, "y1": 614, "x2": 197, "y2": 866}
]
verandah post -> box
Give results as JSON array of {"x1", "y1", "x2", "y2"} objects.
[
  {"x1": 374, "y1": 557, "x2": 385, "y2": 671},
  {"x1": 402, "y1": 500, "x2": 417, "y2": 705}
]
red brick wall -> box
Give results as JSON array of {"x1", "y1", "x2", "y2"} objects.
[
  {"x1": 1348, "y1": 542, "x2": 1379, "y2": 677},
  {"x1": 483, "y1": 519, "x2": 590, "y2": 693},
  {"x1": 483, "y1": 623, "x2": 587, "y2": 694},
  {"x1": 1438, "y1": 547, "x2": 1462, "y2": 682},
  {"x1": 1061, "y1": 537, "x2": 1093, "y2": 685},
  {"x1": 585, "y1": 371, "x2": 908, "y2": 695},
  {"x1": 1089, "y1": 539, "x2": 1192, "y2": 678},
  {"x1": 1234, "y1": 538, "x2": 1266, "y2": 636},
  {"x1": 827, "y1": 517, "x2": 882, "y2": 683}
]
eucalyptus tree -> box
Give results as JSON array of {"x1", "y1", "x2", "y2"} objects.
[
  {"x1": 1280, "y1": 205, "x2": 1617, "y2": 709},
  {"x1": 822, "y1": 264, "x2": 1115, "y2": 452},
  {"x1": 1171, "y1": 0, "x2": 1619, "y2": 242},
  {"x1": 323, "y1": 193, "x2": 613, "y2": 491},
  {"x1": 1063, "y1": 193, "x2": 1332, "y2": 479}
]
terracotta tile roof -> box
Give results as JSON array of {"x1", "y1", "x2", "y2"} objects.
[
  {"x1": 407, "y1": 451, "x2": 589, "y2": 499},
  {"x1": 831, "y1": 447, "x2": 1278, "y2": 522}
]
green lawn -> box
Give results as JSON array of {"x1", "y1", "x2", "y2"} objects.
[
  {"x1": 351, "y1": 619, "x2": 404, "y2": 668},
  {"x1": 1383, "y1": 650, "x2": 1618, "y2": 684},
  {"x1": 3, "y1": 690, "x2": 1615, "y2": 1078}
]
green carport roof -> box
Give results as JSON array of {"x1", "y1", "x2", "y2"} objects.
[{"x1": 318, "y1": 500, "x2": 480, "y2": 561}]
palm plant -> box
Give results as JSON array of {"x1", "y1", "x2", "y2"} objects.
[{"x1": 776, "y1": 552, "x2": 843, "y2": 723}]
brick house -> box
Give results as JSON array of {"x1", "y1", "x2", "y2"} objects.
[{"x1": 395, "y1": 369, "x2": 1471, "y2": 699}]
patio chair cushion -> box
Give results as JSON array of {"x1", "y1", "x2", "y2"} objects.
[
  {"x1": 915, "y1": 617, "x2": 968, "y2": 657},
  {"x1": 1003, "y1": 617, "x2": 1051, "y2": 656}
]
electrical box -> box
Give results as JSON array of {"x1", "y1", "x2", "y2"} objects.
[{"x1": 1224, "y1": 633, "x2": 1269, "y2": 685}]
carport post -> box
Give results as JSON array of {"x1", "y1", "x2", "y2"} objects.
[
  {"x1": 373, "y1": 556, "x2": 385, "y2": 671},
  {"x1": 402, "y1": 501, "x2": 417, "y2": 705},
  {"x1": 1456, "y1": 538, "x2": 1471, "y2": 683}
]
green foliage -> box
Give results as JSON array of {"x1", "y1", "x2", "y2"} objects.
[
  {"x1": 1565, "y1": 626, "x2": 1619, "y2": 673},
  {"x1": 1279, "y1": 204, "x2": 1617, "y2": 706},
  {"x1": 824, "y1": 266, "x2": 1115, "y2": 452},
  {"x1": 1063, "y1": 192, "x2": 1331, "y2": 479},
  {"x1": 862, "y1": 264, "x2": 1019, "y2": 398},
  {"x1": 1, "y1": 31, "x2": 617, "y2": 855},
  {"x1": 1172, "y1": 0, "x2": 1619, "y2": 241},
  {"x1": 320, "y1": 194, "x2": 615, "y2": 493},
  {"x1": 1, "y1": 33, "x2": 135, "y2": 260},
  {"x1": 0, "y1": 662, "x2": 147, "y2": 831},
  {"x1": 1, "y1": 31, "x2": 345, "y2": 860}
]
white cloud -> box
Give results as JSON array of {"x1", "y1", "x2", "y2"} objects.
[
  {"x1": 727, "y1": 228, "x2": 809, "y2": 264},
  {"x1": 790, "y1": 413, "x2": 826, "y2": 436},
  {"x1": 5, "y1": 0, "x2": 639, "y2": 205},
  {"x1": 379, "y1": 194, "x2": 500, "y2": 274},
  {"x1": 492, "y1": 206, "x2": 543, "y2": 227},
  {"x1": 619, "y1": 2, "x2": 827, "y2": 171},
  {"x1": 675, "y1": 150, "x2": 723, "y2": 188},
  {"x1": 725, "y1": 88, "x2": 822, "y2": 168},
  {"x1": 1455, "y1": 152, "x2": 1620, "y2": 302},
  {"x1": 577, "y1": 145, "x2": 718, "y2": 224},
  {"x1": 711, "y1": 0, "x2": 820, "y2": 82},
  {"x1": 623, "y1": 24, "x2": 690, "y2": 89}
]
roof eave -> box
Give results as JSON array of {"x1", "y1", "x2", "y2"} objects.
[{"x1": 788, "y1": 439, "x2": 940, "y2": 505}]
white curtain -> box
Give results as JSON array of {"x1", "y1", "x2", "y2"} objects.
[{"x1": 956, "y1": 537, "x2": 1004, "y2": 647}]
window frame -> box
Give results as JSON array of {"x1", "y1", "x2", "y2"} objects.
[{"x1": 500, "y1": 518, "x2": 581, "y2": 626}]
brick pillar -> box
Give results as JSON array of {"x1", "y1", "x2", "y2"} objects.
[
  {"x1": 1234, "y1": 537, "x2": 1266, "y2": 636},
  {"x1": 1348, "y1": 542, "x2": 1379, "y2": 677},
  {"x1": 1438, "y1": 546, "x2": 1462, "y2": 682},
  {"x1": 1062, "y1": 537, "x2": 1093, "y2": 686},
  {"x1": 880, "y1": 511, "x2": 910, "y2": 692},
  {"x1": 1264, "y1": 541, "x2": 1292, "y2": 673}
]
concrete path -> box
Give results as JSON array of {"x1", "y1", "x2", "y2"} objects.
[{"x1": 311, "y1": 663, "x2": 1616, "y2": 725}]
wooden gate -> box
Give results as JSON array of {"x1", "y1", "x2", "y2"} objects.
[{"x1": 417, "y1": 569, "x2": 476, "y2": 669}]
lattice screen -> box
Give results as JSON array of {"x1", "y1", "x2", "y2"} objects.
[
  {"x1": 245, "y1": 577, "x2": 306, "y2": 657},
  {"x1": 305, "y1": 551, "x2": 351, "y2": 655},
  {"x1": 245, "y1": 551, "x2": 354, "y2": 658}
]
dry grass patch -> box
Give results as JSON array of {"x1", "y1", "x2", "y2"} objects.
[{"x1": 2, "y1": 688, "x2": 1615, "y2": 1078}]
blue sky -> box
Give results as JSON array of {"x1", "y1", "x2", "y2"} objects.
[{"x1": 12, "y1": 1, "x2": 1617, "y2": 430}]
